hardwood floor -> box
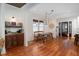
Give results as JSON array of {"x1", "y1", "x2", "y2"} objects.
[{"x1": 3, "y1": 37, "x2": 79, "y2": 56}]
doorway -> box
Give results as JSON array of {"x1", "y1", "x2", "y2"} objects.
[{"x1": 59, "y1": 21, "x2": 72, "y2": 37}]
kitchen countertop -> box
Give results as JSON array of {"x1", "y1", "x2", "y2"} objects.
[{"x1": 5, "y1": 33, "x2": 24, "y2": 36}]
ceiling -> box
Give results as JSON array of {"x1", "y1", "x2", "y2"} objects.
[
  {"x1": 7, "y1": 3, "x2": 26, "y2": 8},
  {"x1": 29, "y1": 3, "x2": 79, "y2": 18},
  {"x1": 6, "y1": 3, "x2": 79, "y2": 19}
]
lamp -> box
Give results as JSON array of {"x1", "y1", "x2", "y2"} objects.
[
  {"x1": 44, "y1": 10, "x2": 54, "y2": 29},
  {"x1": 10, "y1": 16, "x2": 16, "y2": 22}
]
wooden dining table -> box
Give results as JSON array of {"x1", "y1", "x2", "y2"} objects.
[{"x1": 34, "y1": 32, "x2": 53, "y2": 43}]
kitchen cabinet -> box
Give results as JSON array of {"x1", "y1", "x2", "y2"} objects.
[{"x1": 5, "y1": 33, "x2": 24, "y2": 50}]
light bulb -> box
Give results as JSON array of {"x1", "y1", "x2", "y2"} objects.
[{"x1": 10, "y1": 16, "x2": 16, "y2": 22}]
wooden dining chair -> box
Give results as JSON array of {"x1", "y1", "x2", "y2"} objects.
[
  {"x1": 74, "y1": 34, "x2": 79, "y2": 46},
  {"x1": 34, "y1": 31, "x2": 44, "y2": 42},
  {"x1": 49, "y1": 33, "x2": 53, "y2": 40}
]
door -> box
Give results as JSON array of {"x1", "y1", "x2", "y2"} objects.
[
  {"x1": 62, "y1": 22, "x2": 68, "y2": 37},
  {"x1": 59, "y1": 21, "x2": 72, "y2": 37},
  {"x1": 69, "y1": 21, "x2": 72, "y2": 37},
  {"x1": 59, "y1": 22, "x2": 62, "y2": 37}
]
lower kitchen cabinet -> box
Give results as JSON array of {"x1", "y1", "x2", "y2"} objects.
[{"x1": 5, "y1": 33, "x2": 24, "y2": 50}]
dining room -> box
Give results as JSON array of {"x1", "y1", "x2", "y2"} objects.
[{"x1": 0, "y1": 3, "x2": 79, "y2": 56}]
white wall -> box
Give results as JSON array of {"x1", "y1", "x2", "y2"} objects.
[
  {"x1": 0, "y1": 4, "x2": 6, "y2": 54},
  {"x1": 56, "y1": 17, "x2": 78, "y2": 37},
  {"x1": 29, "y1": 3, "x2": 79, "y2": 38},
  {"x1": 4, "y1": 4, "x2": 23, "y2": 22},
  {"x1": 0, "y1": 4, "x2": 1, "y2": 36},
  {"x1": 22, "y1": 11, "x2": 45, "y2": 46},
  {"x1": 21, "y1": 4, "x2": 46, "y2": 45},
  {"x1": 0, "y1": 4, "x2": 24, "y2": 54},
  {"x1": 44, "y1": 18, "x2": 58, "y2": 38},
  {"x1": 1, "y1": 3, "x2": 79, "y2": 54},
  {"x1": 0, "y1": 4, "x2": 40, "y2": 52},
  {"x1": 4, "y1": 4, "x2": 24, "y2": 32},
  {"x1": 3, "y1": 4, "x2": 32, "y2": 47},
  {"x1": 44, "y1": 16, "x2": 79, "y2": 38}
]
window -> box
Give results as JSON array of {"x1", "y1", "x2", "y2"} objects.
[
  {"x1": 33, "y1": 19, "x2": 44, "y2": 32},
  {"x1": 33, "y1": 22, "x2": 38, "y2": 32},
  {"x1": 39, "y1": 22, "x2": 44, "y2": 31}
]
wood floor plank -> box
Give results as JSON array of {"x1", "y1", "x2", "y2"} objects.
[{"x1": 2, "y1": 37, "x2": 79, "y2": 56}]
